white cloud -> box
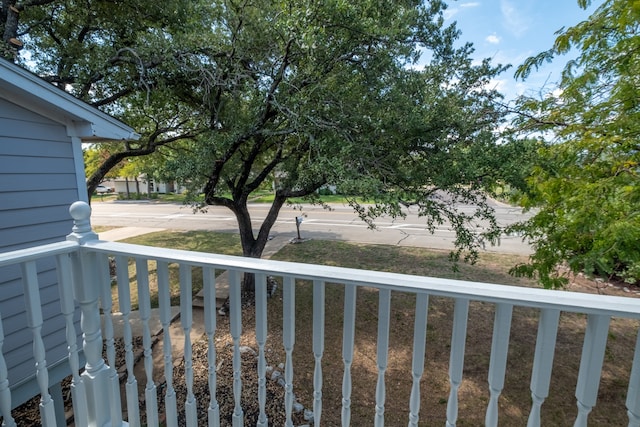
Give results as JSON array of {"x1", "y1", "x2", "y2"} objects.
[
  {"x1": 488, "y1": 77, "x2": 507, "y2": 93},
  {"x1": 486, "y1": 33, "x2": 500, "y2": 44},
  {"x1": 550, "y1": 87, "x2": 564, "y2": 98},
  {"x1": 500, "y1": 0, "x2": 531, "y2": 37},
  {"x1": 443, "y1": 2, "x2": 480, "y2": 21},
  {"x1": 443, "y1": 7, "x2": 459, "y2": 20}
]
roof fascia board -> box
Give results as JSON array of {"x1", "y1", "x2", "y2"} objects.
[{"x1": 0, "y1": 59, "x2": 139, "y2": 141}]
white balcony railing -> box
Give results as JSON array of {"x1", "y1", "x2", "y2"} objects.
[{"x1": 0, "y1": 201, "x2": 640, "y2": 426}]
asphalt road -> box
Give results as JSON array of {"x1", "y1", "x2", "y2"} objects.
[{"x1": 90, "y1": 199, "x2": 534, "y2": 254}]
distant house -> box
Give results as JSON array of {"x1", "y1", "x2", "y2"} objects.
[
  {"x1": 0, "y1": 58, "x2": 138, "y2": 418},
  {"x1": 103, "y1": 176, "x2": 185, "y2": 195}
]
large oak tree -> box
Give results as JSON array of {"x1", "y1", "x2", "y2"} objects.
[
  {"x1": 158, "y1": 1, "x2": 512, "y2": 277},
  {"x1": 7, "y1": 0, "x2": 516, "y2": 294}
]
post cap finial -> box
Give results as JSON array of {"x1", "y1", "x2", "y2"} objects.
[
  {"x1": 68, "y1": 201, "x2": 97, "y2": 242},
  {"x1": 69, "y1": 201, "x2": 91, "y2": 221}
]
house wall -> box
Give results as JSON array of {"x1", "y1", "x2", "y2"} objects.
[
  {"x1": 106, "y1": 178, "x2": 186, "y2": 194},
  {"x1": 0, "y1": 97, "x2": 82, "y2": 407}
]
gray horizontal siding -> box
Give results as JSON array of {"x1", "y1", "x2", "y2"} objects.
[
  {"x1": 0, "y1": 205, "x2": 71, "y2": 231},
  {"x1": 0, "y1": 98, "x2": 64, "y2": 125},
  {"x1": 0, "y1": 219, "x2": 73, "y2": 249},
  {"x1": 0, "y1": 190, "x2": 79, "y2": 211},
  {"x1": 0, "y1": 117, "x2": 69, "y2": 141},
  {"x1": 0, "y1": 173, "x2": 76, "y2": 193},
  {"x1": 0, "y1": 136, "x2": 71, "y2": 157},
  {"x1": 0, "y1": 96, "x2": 83, "y2": 405},
  {"x1": 1, "y1": 263, "x2": 58, "y2": 319},
  {"x1": 0, "y1": 156, "x2": 76, "y2": 174}
]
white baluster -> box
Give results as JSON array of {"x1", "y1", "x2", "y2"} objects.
[
  {"x1": 0, "y1": 310, "x2": 16, "y2": 427},
  {"x1": 255, "y1": 273, "x2": 268, "y2": 427},
  {"x1": 203, "y1": 267, "x2": 220, "y2": 427},
  {"x1": 627, "y1": 328, "x2": 640, "y2": 427},
  {"x1": 313, "y1": 280, "x2": 325, "y2": 427},
  {"x1": 157, "y1": 261, "x2": 178, "y2": 427},
  {"x1": 574, "y1": 314, "x2": 610, "y2": 427},
  {"x1": 55, "y1": 253, "x2": 88, "y2": 426},
  {"x1": 342, "y1": 283, "x2": 357, "y2": 426},
  {"x1": 485, "y1": 303, "x2": 513, "y2": 427},
  {"x1": 179, "y1": 264, "x2": 197, "y2": 426},
  {"x1": 374, "y1": 288, "x2": 391, "y2": 427},
  {"x1": 446, "y1": 298, "x2": 469, "y2": 427},
  {"x1": 115, "y1": 254, "x2": 140, "y2": 427},
  {"x1": 527, "y1": 308, "x2": 560, "y2": 427},
  {"x1": 68, "y1": 201, "x2": 116, "y2": 425},
  {"x1": 229, "y1": 270, "x2": 244, "y2": 426},
  {"x1": 283, "y1": 276, "x2": 296, "y2": 427},
  {"x1": 136, "y1": 258, "x2": 158, "y2": 426},
  {"x1": 98, "y1": 253, "x2": 123, "y2": 426},
  {"x1": 21, "y1": 261, "x2": 56, "y2": 426},
  {"x1": 408, "y1": 292, "x2": 429, "y2": 427}
]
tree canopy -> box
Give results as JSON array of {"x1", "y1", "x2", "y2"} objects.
[
  {"x1": 155, "y1": 0, "x2": 512, "y2": 266},
  {"x1": 6, "y1": 0, "x2": 517, "y2": 288},
  {"x1": 511, "y1": 0, "x2": 640, "y2": 288}
]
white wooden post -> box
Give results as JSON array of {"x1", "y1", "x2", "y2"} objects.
[
  {"x1": 485, "y1": 303, "x2": 513, "y2": 427},
  {"x1": 203, "y1": 267, "x2": 220, "y2": 427},
  {"x1": 574, "y1": 314, "x2": 610, "y2": 427},
  {"x1": 408, "y1": 292, "x2": 429, "y2": 427},
  {"x1": 179, "y1": 264, "x2": 197, "y2": 426},
  {"x1": 135, "y1": 258, "x2": 158, "y2": 426},
  {"x1": 55, "y1": 252, "x2": 89, "y2": 426},
  {"x1": 158, "y1": 261, "x2": 178, "y2": 427},
  {"x1": 22, "y1": 261, "x2": 56, "y2": 426},
  {"x1": 374, "y1": 288, "x2": 391, "y2": 427},
  {"x1": 626, "y1": 328, "x2": 640, "y2": 427},
  {"x1": 446, "y1": 298, "x2": 469, "y2": 427},
  {"x1": 116, "y1": 254, "x2": 141, "y2": 427},
  {"x1": 312, "y1": 280, "x2": 325, "y2": 427},
  {"x1": 0, "y1": 310, "x2": 17, "y2": 427},
  {"x1": 255, "y1": 273, "x2": 268, "y2": 427},
  {"x1": 341, "y1": 283, "x2": 357, "y2": 427},
  {"x1": 527, "y1": 308, "x2": 560, "y2": 427},
  {"x1": 229, "y1": 270, "x2": 244, "y2": 427},
  {"x1": 98, "y1": 252, "x2": 124, "y2": 426},
  {"x1": 283, "y1": 276, "x2": 296, "y2": 427},
  {"x1": 67, "y1": 201, "x2": 125, "y2": 427}
]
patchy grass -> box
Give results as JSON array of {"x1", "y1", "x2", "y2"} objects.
[
  {"x1": 92, "y1": 225, "x2": 117, "y2": 233},
  {"x1": 90, "y1": 193, "x2": 118, "y2": 203},
  {"x1": 113, "y1": 230, "x2": 243, "y2": 310},
  {"x1": 272, "y1": 240, "x2": 537, "y2": 286}
]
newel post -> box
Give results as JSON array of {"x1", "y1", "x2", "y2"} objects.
[{"x1": 67, "y1": 201, "x2": 122, "y2": 427}]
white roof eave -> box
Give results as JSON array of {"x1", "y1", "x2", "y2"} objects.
[{"x1": 0, "y1": 58, "x2": 140, "y2": 142}]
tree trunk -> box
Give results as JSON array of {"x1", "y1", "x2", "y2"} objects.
[
  {"x1": 231, "y1": 194, "x2": 287, "y2": 298},
  {"x1": 1, "y1": 0, "x2": 20, "y2": 60}
]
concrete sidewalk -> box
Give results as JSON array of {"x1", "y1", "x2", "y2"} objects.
[{"x1": 97, "y1": 226, "x2": 165, "y2": 242}]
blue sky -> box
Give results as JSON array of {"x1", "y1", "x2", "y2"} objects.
[{"x1": 443, "y1": 0, "x2": 603, "y2": 102}]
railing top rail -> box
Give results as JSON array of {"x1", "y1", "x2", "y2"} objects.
[
  {"x1": 86, "y1": 239, "x2": 640, "y2": 319},
  {"x1": 0, "y1": 241, "x2": 78, "y2": 267}
]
